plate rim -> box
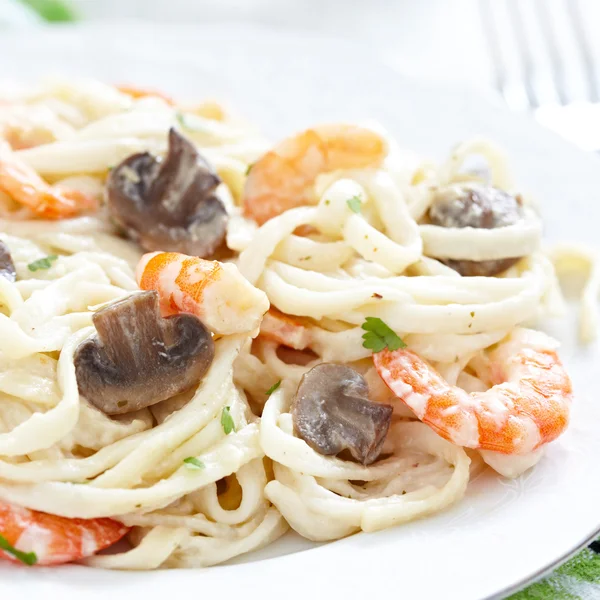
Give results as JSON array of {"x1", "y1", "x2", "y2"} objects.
[{"x1": 0, "y1": 21, "x2": 599, "y2": 600}]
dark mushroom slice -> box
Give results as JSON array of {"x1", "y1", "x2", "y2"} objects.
[
  {"x1": 106, "y1": 128, "x2": 228, "y2": 258},
  {"x1": 292, "y1": 363, "x2": 393, "y2": 465},
  {"x1": 74, "y1": 290, "x2": 214, "y2": 415},
  {"x1": 0, "y1": 240, "x2": 16, "y2": 282},
  {"x1": 428, "y1": 183, "x2": 525, "y2": 277}
]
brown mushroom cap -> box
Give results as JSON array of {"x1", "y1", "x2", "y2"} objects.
[
  {"x1": 106, "y1": 128, "x2": 228, "y2": 258},
  {"x1": 292, "y1": 363, "x2": 393, "y2": 465},
  {"x1": 0, "y1": 240, "x2": 16, "y2": 282},
  {"x1": 428, "y1": 184, "x2": 524, "y2": 276},
  {"x1": 74, "y1": 291, "x2": 214, "y2": 415}
]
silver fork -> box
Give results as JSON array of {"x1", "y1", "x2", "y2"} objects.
[{"x1": 479, "y1": 0, "x2": 600, "y2": 150}]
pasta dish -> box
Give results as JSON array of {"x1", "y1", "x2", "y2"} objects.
[{"x1": 0, "y1": 78, "x2": 592, "y2": 569}]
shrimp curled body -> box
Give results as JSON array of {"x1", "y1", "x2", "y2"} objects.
[
  {"x1": 259, "y1": 308, "x2": 312, "y2": 350},
  {"x1": 243, "y1": 125, "x2": 388, "y2": 224},
  {"x1": 136, "y1": 251, "x2": 269, "y2": 336},
  {"x1": 0, "y1": 147, "x2": 96, "y2": 219},
  {"x1": 0, "y1": 502, "x2": 129, "y2": 565},
  {"x1": 374, "y1": 329, "x2": 572, "y2": 455}
]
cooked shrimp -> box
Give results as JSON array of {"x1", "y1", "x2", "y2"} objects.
[
  {"x1": 0, "y1": 502, "x2": 129, "y2": 565},
  {"x1": 136, "y1": 251, "x2": 269, "y2": 335},
  {"x1": 374, "y1": 329, "x2": 572, "y2": 455},
  {"x1": 116, "y1": 84, "x2": 175, "y2": 105},
  {"x1": 0, "y1": 146, "x2": 97, "y2": 219},
  {"x1": 243, "y1": 124, "x2": 388, "y2": 224},
  {"x1": 3, "y1": 122, "x2": 55, "y2": 151},
  {"x1": 259, "y1": 308, "x2": 312, "y2": 350}
]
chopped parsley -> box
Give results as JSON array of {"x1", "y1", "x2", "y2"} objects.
[
  {"x1": 299, "y1": 256, "x2": 312, "y2": 261},
  {"x1": 265, "y1": 380, "x2": 282, "y2": 396},
  {"x1": 175, "y1": 111, "x2": 194, "y2": 130},
  {"x1": 324, "y1": 199, "x2": 331, "y2": 206},
  {"x1": 346, "y1": 195, "x2": 362, "y2": 214},
  {"x1": 176, "y1": 111, "x2": 208, "y2": 133},
  {"x1": 183, "y1": 457, "x2": 205, "y2": 470},
  {"x1": 0, "y1": 534, "x2": 37, "y2": 565},
  {"x1": 361, "y1": 317, "x2": 406, "y2": 353},
  {"x1": 470, "y1": 311, "x2": 475, "y2": 318},
  {"x1": 27, "y1": 255, "x2": 58, "y2": 272},
  {"x1": 221, "y1": 406, "x2": 236, "y2": 435},
  {"x1": 245, "y1": 163, "x2": 254, "y2": 176},
  {"x1": 21, "y1": 0, "x2": 76, "y2": 23}
]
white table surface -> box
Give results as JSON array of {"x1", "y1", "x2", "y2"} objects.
[{"x1": 39, "y1": 0, "x2": 599, "y2": 150}]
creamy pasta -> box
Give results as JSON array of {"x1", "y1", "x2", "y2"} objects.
[{"x1": 0, "y1": 77, "x2": 589, "y2": 569}]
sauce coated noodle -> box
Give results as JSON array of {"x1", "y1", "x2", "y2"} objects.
[{"x1": 0, "y1": 77, "x2": 590, "y2": 568}]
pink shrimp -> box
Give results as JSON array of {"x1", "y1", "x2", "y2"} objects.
[
  {"x1": 243, "y1": 124, "x2": 388, "y2": 225},
  {"x1": 0, "y1": 502, "x2": 129, "y2": 566},
  {"x1": 117, "y1": 84, "x2": 175, "y2": 105},
  {"x1": 0, "y1": 149, "x2": 97, "y2": 219},
  {"x1": 374, "y1": 329, "x2": 573, "y2": 455},
  {"x1": 259, "y1": 308, "x2": 312, "y2": 350},
  {"x1": 136, "y1": 251, "x2": 269, "y2": 335}
]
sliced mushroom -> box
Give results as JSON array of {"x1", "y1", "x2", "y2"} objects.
[
  {"x1": 74, "y1": 290, "x2": 214, "y2": 415},
  {"x1": 106, "y1": 128, "x2": 228, "y2": 257},
  {"x1": 0, "y1": 240, "x2": 16, "y2": 282},
  {"x1": 292, "y1": 363, "x2": 393, "y2": 465},
  {"x1": 428, "y1": 183, "x2": 524, "y2": 276}
]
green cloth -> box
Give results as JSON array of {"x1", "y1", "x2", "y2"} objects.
[{"x1": 509, "y1": 543, "x2": 600, "y2": 599}]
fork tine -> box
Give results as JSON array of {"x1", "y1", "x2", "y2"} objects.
[
  {"x1": 534, "y1": 0, "x2": 569, "y2": 105},
  {"x1": 479, "y1": 0, "x2": 508, "y2": 100},
  {"x1": 505, "y1": 1, "x2": 539, "y2": 108},
  {"x1": 565, "y1": 0, "x2": 600, "y2": 103}
]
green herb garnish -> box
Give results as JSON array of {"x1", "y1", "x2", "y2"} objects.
[
  {"x1": 183, "y1": 457, "x2": 205, "y2": 470},
  {"x1": 175, "y1": 112, "x2": 191, "y2": 129},
  {"x1": 18, "y1": 0, "x2": 77, "y2": 22},
  {"x1": 265, "y1": 380, "x2": 282, "y2": 396},
  {"x1": 221, "y1": 406, "x2": 236, "y2": 435},
  {"x1": 361, "y1": 317, "x2": 406, "y2": 353},
  {"x1": 346, "y1": 195, "x2": 362, "y2": 214},
  {"x1": 176, "y1": 111, "x2": 209, "y2": 133},
  {"x1": 299, "y1": 256, "x2": 312, "y2": 261},
  {"x1": 245, "y1": 163, "x2": 254, "y2": 176},
  {"x1": 0, "y1": 534, "x2": 37, "y2": 565},
  {"x1": 27, "y1": 255, "x2": 58, "y2": 272}
]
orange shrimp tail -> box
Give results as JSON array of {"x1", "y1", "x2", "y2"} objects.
[
  {"x1": 60, "y1": 188, "x2": 99, "y2": 214},
  {"x1": 0, "y1": 502, "x2": 129, "y2": 565},
  {"x1": 117, "y1": 84, "x2": 175, "y2": 105},
  {"x1": 0, "y1": 157, "x2": 97, "y2": 219}
]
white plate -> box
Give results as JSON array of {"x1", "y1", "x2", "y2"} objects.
[{"x1": 0, "y1": 22, "x2": 599, "y2": 600}]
